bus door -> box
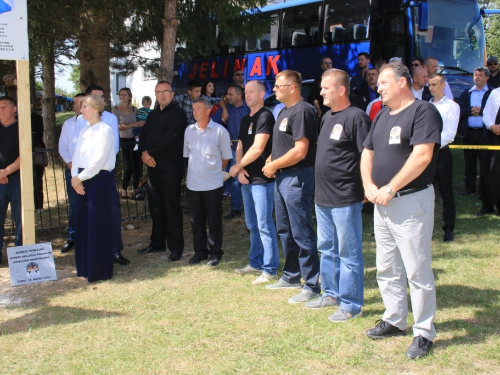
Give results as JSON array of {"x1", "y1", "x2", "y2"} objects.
[{"x1": 381, "y1": 10, "x2": 408, "y2": 62}]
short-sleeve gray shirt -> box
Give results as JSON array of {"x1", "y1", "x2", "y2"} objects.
[{"x1": 183, "y1": 119, "x2": 232, "y2": 191}]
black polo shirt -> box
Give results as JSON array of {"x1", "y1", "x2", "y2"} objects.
[
  {"x1": 315, "y1": 106, "x2": 371, "y2": 207},
  {"x1": 139, "y1": 101, "x2": 187, "y2": 171},
  {"x1": 272, "y1": 100, "x2": 317, "y2": 169},
  {"x1": 0, "y1": 121, "x2": 20, "y2": 177},
  {"x1": 363, "y1": 100, "x2": 442, "y2": 190},
  {"x1": 488, "y1": 73, "x2": 500, "y2": 89},
  {"x1": 238, "y1": 107, "x2": 274, "y2": 184}
]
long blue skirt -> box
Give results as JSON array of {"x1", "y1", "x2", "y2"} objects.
[{"x1": 74, "y1": 170, "x2": 115, "y2": 282}]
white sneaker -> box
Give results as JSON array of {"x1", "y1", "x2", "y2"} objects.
[
  {"x1": 252, "y1": 273, "x2": 276, "y2": 285},
  {"x1": 234, "y1": 264, "x2": 261, "y2": 275}
]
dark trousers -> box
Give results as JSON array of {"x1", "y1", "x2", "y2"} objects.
[
  {"x1": 187, "y1": 186, "x2": 224, "y2": 257},
  {"x1": 435, "y1": 146, "x2": 456, "y2": 232},
  {"x1": 110, "y1": 170, "x2": 124, "y2": 256},
  {"x1": 120, "y1": 139, "x2": 142, "y2": 190},
  {"x1": 33, "y1": 166, "x2": 44, "y2": 209},
  {"x1": 484, "y1": 134, "x2": 500, "y2": 210},
  {"x1": 64, "y1": 168, "x2": 76, "y2": 242},
  {"x1": 147, "y1": 167, "x2": 184, "y2": 253},
  {"x1": 274, "y1": 167, "x2": 320, "y2": 292},
  {"x1": 74, "y1": 170, "x2": 115, "y2": 282},
  {"x1": 0, "y1": 174, "x2": 22, "y2": 250},
  {"x1": 463, "y1": 128, "x2": 488, "y2": 193}
]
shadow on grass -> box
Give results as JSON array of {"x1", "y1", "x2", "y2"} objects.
[{"x1": 0, "y1": 306, "x2": 124, "y2": 336}]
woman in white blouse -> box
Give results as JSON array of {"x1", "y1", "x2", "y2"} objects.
[{"x1": 71, "y1": 95, "x2": 117, "y2": 282}]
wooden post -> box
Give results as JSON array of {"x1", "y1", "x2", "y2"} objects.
[{"x1": 16, "y1": 60, "x2": 35, "y2": 245}]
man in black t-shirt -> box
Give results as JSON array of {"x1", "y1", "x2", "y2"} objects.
[
  {"x1": 361, "y1": 62, "x2": 442, "y2": 359},
  {"x1": 229, "y1": 81, "x2": 279, "y2": 284},
  {"x1": 307, "y1": 57, "x2": 332, "y2": 119},
  {"x1": 262, "y1": 70, "x2": 320, "y2": 303},
  {"x1": 305, "y1": 69, "x2": 370, "y2": 322},
  {"x1": 0, "y1": 96, "x2": 22, "y2": 263}
]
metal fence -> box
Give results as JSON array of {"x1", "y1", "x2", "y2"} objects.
[{"x1": 5, "y1": 148, "x2": 187, "y2": 234}]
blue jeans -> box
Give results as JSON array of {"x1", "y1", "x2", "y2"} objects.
[
  {"x1": 0, "y1": 174, "x2": 22, "y2": 249},
  {"x1": 275, "y1": 166, "x2": 320, "y2": 292},
  {"x1": 316, "y1": 202, "x2": 364, "y2": 315},
  {"x1": 227, "y1": 149, "x2": 242, "y2": 211},
  {"x1": 241, "y1": 182, "x2": 279, "y2": 276},
  {"x1": 65, "y1": 168, "x2": 76, "y2": 242}
]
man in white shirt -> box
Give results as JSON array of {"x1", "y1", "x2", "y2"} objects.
[
  {"x1": 58, "y1": 93, "x2": 85, "y2": 254},
  {"x1": 429, "y1": 74, "x2": 460, "y2": 242},
  {"x1": 424, "y1": 57, "x2": 454, "y2": 99},
  {"x1": 480, "y1": 83, "x2": 500, "y2": 215}
]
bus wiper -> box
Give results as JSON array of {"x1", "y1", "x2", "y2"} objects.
[{"x1": 439, "y1": 66, "x2": 472, "y2": 75}]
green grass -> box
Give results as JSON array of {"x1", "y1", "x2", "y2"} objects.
[{"x1": 0, "y1": 148, "x2": 499, "y2": 374}]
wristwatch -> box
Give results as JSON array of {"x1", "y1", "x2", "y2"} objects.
[{"x1": 386, "y1": 185, "x2": 395, "y2": 197}]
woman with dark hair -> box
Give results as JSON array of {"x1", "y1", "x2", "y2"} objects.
[
  {"x1": 112, "y1": 88, "x2": 144, "y2": 199},
  {"x1": 201, "y1": 81, "x2": 216, "y2": 97},
  {"x1": 71, "y1": 95, "x2": 118, "y2": 282}
]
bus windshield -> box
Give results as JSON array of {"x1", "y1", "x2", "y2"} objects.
[{"x1": 411, "y1": 0, "x2": 485, "y2": 74}]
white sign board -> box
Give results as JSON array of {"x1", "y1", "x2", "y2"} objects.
[
  {"x1": 7, "y1": 242, "x2": 57, "y2": 286},
  {"x1": 0, "y1": 0, "x2": 29, "y2": 61}
]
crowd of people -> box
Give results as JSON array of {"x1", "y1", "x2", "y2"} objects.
[{"x1": 2, "y1": 51, "x2": 500, "y2": 360}]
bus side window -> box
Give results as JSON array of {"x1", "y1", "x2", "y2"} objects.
[
  {"x1": 324, "y1": 0, "x2": 370, "y2": 43},
  {"x1": 281, "y1": 3, "x2": 320, "y2": 48}
]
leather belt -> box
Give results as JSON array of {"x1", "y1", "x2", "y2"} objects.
[{"x1": 395, "y1": 185, "x2": 430, "y2": 198}]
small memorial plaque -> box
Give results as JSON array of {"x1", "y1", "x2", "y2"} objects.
[{"x1": 7, "y1": 242, "x2": 57, "y2": 286}]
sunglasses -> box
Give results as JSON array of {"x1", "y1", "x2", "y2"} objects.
[
  {"x1": 234, "y1": 73, "x2": 244, "y2": 76},
  {"x1": 488, "y1": 62, "x2": 498, "y2": 66}
]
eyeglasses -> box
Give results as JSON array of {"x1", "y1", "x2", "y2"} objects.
[
  {"x1": 155, "y1": 89, "x2": 173, "y2": 95},
  {"x1": 234, "y1": 73, "x2": 244, "y2": 76},
  {"x1": 274, "y1": 84, "x2": 292, "y2": 89},
  {"x1": 488, "y1": 62, "x2": 498, "y2": 66}
]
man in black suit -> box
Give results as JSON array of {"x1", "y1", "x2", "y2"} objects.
[
  {"x1": 353, "y1": 68, "x2": 379, "y2": 110},
  {"x1": 456, "y1": 67, "x2": 492, "y2": 200},
  {"x1": 411, "y1": 67, "x2": 432, "y2": 101}
]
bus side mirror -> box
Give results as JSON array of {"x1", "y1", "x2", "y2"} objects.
[{"x1": 418, "y1": 2, "x2": 429, "y2": 31}]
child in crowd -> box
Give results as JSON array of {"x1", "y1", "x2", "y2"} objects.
[{"x1": 133, "y1": 96, "x2": 152, "y2": 151}]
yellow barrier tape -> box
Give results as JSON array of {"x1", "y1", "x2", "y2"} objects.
[{"x1": 449, "y1": 145, "x2": 500, "y2": 150}]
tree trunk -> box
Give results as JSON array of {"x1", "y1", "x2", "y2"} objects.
[
  {"x1": 41, "y1": 43, "x2": 57, "y2": 150},
  {"x1": 29, "y1": 60, "x2": 37, "y2": 110},
  {"x1": 78, "y1": 11, "x2": 111, "y2": 105},
  {"x1": 158, "y1": 0, "x2": 179, "y2": 82}
]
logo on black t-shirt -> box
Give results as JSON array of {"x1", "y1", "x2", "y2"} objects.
[
  {"x1": 330, "y1": 124, "x2": 343, "y2": 140},
  {"x1": 389, "y1": 126, "x2": 401, "y2": 144},
  {"x1": 279, "y1": 118, "x2": 288, "y2": 131},
  {"x1": 248, "y1": 122, "x2": 253, "y2": 135}
]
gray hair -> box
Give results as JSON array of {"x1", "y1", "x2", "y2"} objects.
[
  {"x1": 475, "y1": 66, "x2": 490, "y2": 77},
  {"x1": 192, "y1": 98, "x2": 212, "y2": 109},
  {"x1": 380, "y1": 62, "x2": 412, "y2": 88}
]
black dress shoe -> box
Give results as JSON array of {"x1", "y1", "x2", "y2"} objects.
[
  {"x1": 114, "y1": 254, "x2": 131, "y2": 265},
  {"x1": 137, "y1": 246, "x2": 166, "y2": 254},
  {"x1": 224, "y1": 210, "x2": 242, "y2": 220},
  {"x1": 475, "y1": 207, "x2": 495, "y2": 217},
  {"x1": 406, "y1": 335, "x2": 433, "y2": 359},
  {"x1": 365, "y1": 319, "x2": 406, "y2": 339},
  {"x1": 167, "y1": 252, "x2": 182, "y2": 262},
  {"x1": 207, "y1": 254, "x2": 220, "y2": 266},
  {"x1": 60, "y1": 240, "x2": 75, "y2": 253},
  {"x1": 460, "y1": 188, "x2": 475, "y2": 196},
  {"x1": 189, "y1": 253, "x2": 208, "y2": 265},
  {"x1": 443, "y1": 231, "x2": 454, "y2": 242}
]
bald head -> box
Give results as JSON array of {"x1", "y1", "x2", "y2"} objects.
[{"x1": 412, "y1": 67, "x2": 429, "y2": 90}]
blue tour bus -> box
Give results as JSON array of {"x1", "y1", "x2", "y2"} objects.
[{"x1": 172, "y1": 0, "x2": 487, "y2": 98}]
